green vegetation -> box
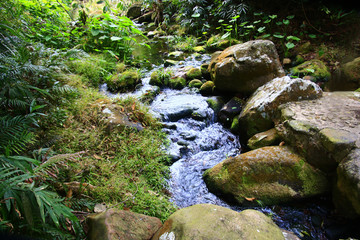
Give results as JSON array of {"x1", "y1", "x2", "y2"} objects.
[{"x1": 1, "y1": 0, "x2": 359, "y2": 238}]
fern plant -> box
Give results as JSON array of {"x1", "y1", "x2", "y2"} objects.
[{"x1": 0, "y1": 155, "x2": 84, "y2": 239}]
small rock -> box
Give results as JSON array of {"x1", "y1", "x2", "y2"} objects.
[{"x1": 87, "y1": 208, "x2": 162, "y2": 240}]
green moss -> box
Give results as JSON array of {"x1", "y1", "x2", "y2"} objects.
[
  {"x1": 193, "y1": 46, "x2": 205, "y2": 53},
  {"x1": 200, "y1": 81, "x2": 215, "y2": 95},
  {"x1": 188, "y1": 79, "x2": 203, "y2": 88},
  {"x1": 149, "y1": 69, "x2": 172, "y2": 87},
  {"x1": 291, "y1": 59, "x2": 330, "y2": 82},
  {"x1": 169, "y1": 77, "x2": 186, "y2": 89},
  {"x1": 106, "y1": 69, "x2": 141, "y2": 93},
  {"x1": 186, "y1": 67, "x2": 202, "y2": 80},
  {"x1": 230, "y1": 115, "x2": 240, "y2": 133}
]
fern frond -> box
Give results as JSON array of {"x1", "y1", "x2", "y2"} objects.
[{"x1": 0, "y1": 116, "x2": 36, "y2": 155}]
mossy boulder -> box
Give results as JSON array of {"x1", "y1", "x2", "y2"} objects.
[
  {"x1": 169, "y1": 77, "x2": 186, "y2": 90},
  {"x1": 239, "y1": 76, "x2": 322, "y2": 139},
  {"x1": 152, "y1": 204, "x2": 285, "y2": 240},
  {"x1": 291, "y1": 59, "x2": 331, "y2": 82},
  {"x1": 330, "y1": 57, "x2": 360, "y2": 91},
  {"x1": 87, "y1": 208, "x2": 162, "y2": 240},
  {"x1": 203, "y1": 146, "x2": 329, "y2": 206},
  {"x1": 149, "y1": 69, "x2": 171, "y2": 87},
  {"x1": 126, "y1": 3, "x2": 142, "y2": 19},
  {"x1": 247, "y1": 128, "x2": 281, "y2": 150},
  {"x1": 199, "y1": 81, "x2": 215, "y2": 95},
  {"x1": 186, "y1": 67, "x2": 202, "y2": 80},
  {"x1": 333, "y1": 149, "x2": 360, "y2": 218},
  {"x1": 188, "y1": 79, "x2": 203, "y2": 88},
  {"x1": 208, "y1": 40, "x2": 285, "y2": 94},
  {"x1": 106, "y1": 69, "x2": 141, "y2": 93}
]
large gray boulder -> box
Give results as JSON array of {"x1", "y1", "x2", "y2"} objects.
[
  {"x1": 239, "y1": 76, "x2": 322, "y2": 139},
  {"x1": 203, "y1": 146, "x2": 329, "y2": 206},
  {"x1": 208, "y1": 40, "x2": 285, "y2": 95},
  {"x1": 275, "y1": 91, "x2": 360, "y2": 173},
  {"x1": 274, "y1": 91, "x2": 360, "y2": 217},
  {"x1": 152, "y1": 204, "x2": 285, "y2": 240},
  {"x1": 87, "y1": 209, "x2": 162, "y2": 240}
]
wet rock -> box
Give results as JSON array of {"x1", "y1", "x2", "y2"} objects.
[
  {"x1": 151, "y1": 204, "x2": 285, "y2": 240},
  {"x1": 333, "y1": 149, "x2": 360, "y2": 218},
  {"x1": 203, "y1": 146, "x2": 329, "y2": 206},
  {"x1": 164, "y1": 59, "x2": 178, "y2": 67},
  {"x1": 168, "y1": 51, "x2": 184, "y2": 60},
  {"x1": 291, "y1": 59, "x2": 331, "y2": 83},
  {"x1": 106, "y1": 69, "x2": 141, "y2": 93},
  {"x1": 200, "y1": 63, "x2": 210, "y2": 79},
  {"x1": 102, "y1": 105, "x2": 143, "y2": 132},
  {"x1": 180, "y1": 131, "x2": 197, "y2": 141},
  {"x1": 199, "y1": 81, "x2": 215, "y2": 95},
  {"x1": 275, "y1": 91, "x2": 360, "y2": 173},
  {"x1": 151, "y1": 90, "x2": 209, "y2": 122},
  {"x1": 329, "y1": 57, "x2": 360, "y2": 91},
  {"x1": 239, "y1": 76, "x2": 322, "y2": 139},
  {"x1": 219, "y1": 97, "x2": 243, "y2": 127},
  {"x1": 208, "y1": 40, "x2": 285, "y2": 94},
  {"x1": 188, "y1": 79, "x2": 203, "y2": 88},
  {"x1": 87, "y1": 208, "x2": 162, "y2": 240},
  {"x1": 247, "y1": 128, "x2": 281, "y2": 150},
  {"x1": 186, "y1": 67, "x2": 202, "y2": 80}
]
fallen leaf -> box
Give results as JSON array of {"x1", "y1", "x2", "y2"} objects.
[
  {"x1": 93, "y1": 154, "x2": 102, "y2": 160},
  {"x1": 279, "y1": 141, "x2": 285, "y2": 146}
]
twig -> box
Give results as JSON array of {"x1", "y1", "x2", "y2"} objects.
[{"x1": 302, "y1": 2, "x2": 331, "y2": 36}]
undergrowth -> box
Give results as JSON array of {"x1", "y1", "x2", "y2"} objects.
[{"x1": 44, "y1": 69, "x2": 177, "y2": 222}]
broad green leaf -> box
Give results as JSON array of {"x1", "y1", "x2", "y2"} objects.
[
  {"x1": 111, "y1": 36, "x2": 122, "y2": 41},
  {"x1": 257, "y1": 26, "x2": 266, "y2": 33},
  {"x1": 191, "y1": 13, "x2": 200, "y2": 18},
  {"x1": 283, "y1": 19, "x2": 290, "y2": 25},
  {"x1": 287, "y1": 15, "x2": 295, "y2": 19},
  {"x1": 286, "y1": 35, "x2": 301, "y2": 41},
  {"x1": 285, "y1": 42, "x2": 295, "y2": 49},
  {"x1": 273, "y1": 34, "x2": 284, "y2": 38},
  {"x1": 91, "y1": 29, "x2": 100, "y2": 36},
  {"x1": 269, "y1": 15, "x2": 277, "y2": 19}
]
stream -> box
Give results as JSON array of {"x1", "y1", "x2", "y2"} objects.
[{"x1": 100, "y1": 33, "x2": 359, "y2": 240}]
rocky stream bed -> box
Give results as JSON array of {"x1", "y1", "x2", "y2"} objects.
[{"x1": 92, "y1": 29, "x2": 360, "y2": 240}]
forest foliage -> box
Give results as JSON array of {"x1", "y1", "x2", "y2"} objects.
[{"x1": 0, "y1": 0, "x2": 359, "y2": 239}]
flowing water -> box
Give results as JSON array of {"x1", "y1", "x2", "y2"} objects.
[{"x1": 100, "y1": 33, "x2": 360, "y2": 240}]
